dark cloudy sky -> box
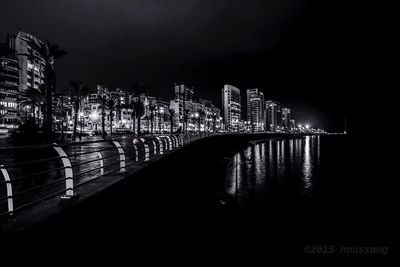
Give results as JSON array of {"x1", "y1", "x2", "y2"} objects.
[{"x1": 0, "y1": 0, "x2": 371, "y2": 131}]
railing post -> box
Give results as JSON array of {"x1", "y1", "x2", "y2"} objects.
[
  {"x1": 53, "y1": 143, "x2": 74, "y2": 198},
  {"x1": 169, "y1": 136, "x2": 173, "y2": 150},
  {"x1": 161, "y1": 136, "x2": 172, "y2": 151},
  {"x1": 156, "y1": 137, "x2": 164, "y2": 155},
  {"x1": 172, "y1": 135, "x2": 178, "y2": 147},
  {"x1": 97, "y1": 152, "x2": 104, "y2": 176},
  {"x1": 112, "y1": 141, "x2": 126, "y2": 173},
  {"x1": 0, "y1": 165, "x2": 14, "y2": 216},
  {"x1": 132, "y1": 139, "x2": 139, "y2": 162},
  {"x1": 151, "y1": 140, "x2": 157, "y2": 156},
  {"x1": 133, "y1": 144, "x2": 139, "y2": 162},
  {"x1": 140, "y1": 138, "x2": 150, "y2": 161}
]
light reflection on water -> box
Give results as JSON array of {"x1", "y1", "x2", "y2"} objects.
[
  {"x1": 225, "y1": 136, "x2": 320, "y2": 200},
  {"x1": 303, "y1": 136, "x2": 312, "y2": 193}
]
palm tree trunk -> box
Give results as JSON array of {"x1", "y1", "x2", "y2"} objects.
[
  {"x1": 100, "y1": 97, "x2": 106, "y2": 138},
  {"x1": 132, "y1": 116, "x2": 136, "y2": 136},
  {"x1": 73, "y1": 112, "x2": 78, "y2": 140},
  {"x1": 73, "y1": 99, "x2": 80, "y2": 140},
  {"x1": 110, "y1": 113, "x2": 113, "y2": 136},
  {"x1": 159, "y1": 115, "x2": 161, "y2": 134},
  {"x1": 170, "y1": 118, "x2": 173, "y2": 134},
  {"x1": 198, "y1": 119, "x2": 201, "y2": 133},
  {"x1": 32, "y1": 101, "x2": 36, "y2": 122},
  {"x1": 137, "y1": 116, "x2": 141, "y2": 137},
  {"x1": 44, "y1": 86, "x2": 53, "y2": 138},
  {"x1": 213, "y1": 119, "x2": 216, "y2": 132},
  {"x1": 151, "y1": 118, "x2": 153, "y2": 135},
  {"x1": 101, "y1": 108, "x2": 105, "y2": 138},
  {"x1": 61, "y1": 97, "x2": 64, "y2": 141}
]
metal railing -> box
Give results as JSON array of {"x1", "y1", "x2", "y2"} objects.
[{"x1": 0, "y1": 132, "x2": 215, "y2": 219}]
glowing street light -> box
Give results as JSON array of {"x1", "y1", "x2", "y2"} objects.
[
  {"x1": 305, "y1": 124, "x2": 310, "y2": 129},
  {"x1": 90, "y1": 111, "x2": 99, "y2": 120}
]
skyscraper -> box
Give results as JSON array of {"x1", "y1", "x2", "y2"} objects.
[
  {"x1": 9, "y1": 31, "x2": 48, "y2": 92},
  {"x1": 265, "y1": 100, "x2": 278, "y2": 131},
  {"x1": 222, "y1": 84, "x2": 241, "y2": 131},
  {"x1": 282, "y1": 108, "x2": 291, "y2": 129},
  {"x1": 170, "y1": 83, "x2": 194, "y2": 129},
  {"x1": 246, "y1": 88, "x2": 265, "y2": 132},
  {"x1": 0, "y1": 55, "x2": 20, "y2": 135},
  {"x1": 1, "y1": 31, "x2": 49, "y2": 135}
]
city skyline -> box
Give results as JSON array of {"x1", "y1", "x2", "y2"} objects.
[
  {"x1": 0, "y1": 0, "x2": 363, "y2": 133},
  {"x1": 1, "y1": 1, "x2": 391, "y2": 261},
  {"x1": 1, "y1": 30, "x2": 322, "y2": 138}
]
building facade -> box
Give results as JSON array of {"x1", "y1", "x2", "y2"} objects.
[
  {"x1": 246, "y1": 88, "x2": 265, "y2": 132},
  {"x1": 265, "y1": 100, "x2": 278, "y2": 131},
  {"x1": 0, "y1": 31, "x2": 50, "y2": 135},
  {"x1": 222, "y1": 84, "x2": 241, "y2": 131},
  {"x1": 281, "y1": 108, "x2": 291, "y2": 129},
  {"x1": 9, "y1": 31, "x2": 47, "y2": 92},
  {"x1": 170, "y1": 83, "x2": 194, "y2": 130},
  {"x1": 0, "y1": 56, "x2": 20, "y2": 135}
]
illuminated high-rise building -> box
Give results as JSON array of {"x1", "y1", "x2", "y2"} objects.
[
  {"x1": 222, "y1": 84, "x2": 241, "y2": 131},
  {"x1": 246, "y1": 88, "x2": 265, "y2": 132},
  {"x1": 9, "y1": 31, "x2": 48, "y2": 92},
  {"x1": 282, "y1": 108, "x2": 291, "y2": 129},
  {"x1": 265, "y1": 100, "x2": 278, "y2": 131}
]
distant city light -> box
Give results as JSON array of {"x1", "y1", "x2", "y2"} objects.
[
  {"x1": 305, "y1": 124, "x2": 310, "y2": 129},
  {"x1": 90, "y1": 112, "x2": 99, "y2": 120}
]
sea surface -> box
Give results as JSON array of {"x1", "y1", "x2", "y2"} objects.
[{"x1": 2, "y1": 134, "x2": 394, "y2": 260}]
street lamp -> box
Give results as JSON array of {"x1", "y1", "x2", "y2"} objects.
[{"x1": 194, "y1": 113, "x2": 200, "y2": 133}]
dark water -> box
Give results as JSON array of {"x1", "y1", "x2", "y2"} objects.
[
  {"x1": 224, "y1": 136, "x2": 320, "y2": 210},
  {"x1": 3, "y1": 135, "x2": 395, "y2": 262}
]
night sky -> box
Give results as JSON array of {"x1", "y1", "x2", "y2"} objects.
[{"x1": 0, "y1": 0, "x2": 372, "y2": 132}]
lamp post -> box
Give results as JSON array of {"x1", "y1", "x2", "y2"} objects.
[{"x1": 195, "y1": 112, "x2": 199, "y2": 133}]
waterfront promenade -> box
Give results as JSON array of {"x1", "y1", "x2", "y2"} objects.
[{"x1": 0, "y1": 132, "x2": 324, "y2": 235}]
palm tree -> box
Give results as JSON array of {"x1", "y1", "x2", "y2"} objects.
[
  {"x1": 158, "y1": 109, "x2": 162, "y2": 134},
  {"x1": 18, "y1": 87, "x2": 43, "y2": 124},
  {"x1": 23, "y1": 39, "x2": 67, "y2": 138},
  {"x1": 106, "y1": 98, "x2": 116, "y2": 135},
  {"x1": 168, "y1": 108, "x2": 176, "y2": 134},
  {"x1": 211, "y1": 114, "x2": 217, "y2": 132},
  {"x1": 54, "y1": 88, "x2": 69, "y2": 141},
  {"x1": 69, "y1": 81, "x2": 91, "y2": 140},
  {"x1": 130, "y1": 82, "x2": 147, "y2": 136},
  {"x1": 183, "y1": 108, "x2": 189, "y2": 133},
  {"x1": 149, "y1": 104, "x2": 156, "y2": 135},
  {"x1": 99, "y1": 95, "x2": 107, "y2": 138},
  {"x1": 144, "y1": 114, "x2": 150, "y2": 134},
  {"x1": 131, "y1": 99, "x2": 144, "y2": 136},
  {"x1": 197, "y1": 109, "x2": 206, "y2": 133},
  {"x1": 130, "y1": 104, "x2": 136, "y2": 135},
  {"x1": 115, "y1": 98, "x2": 121, "y2": 125}
]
